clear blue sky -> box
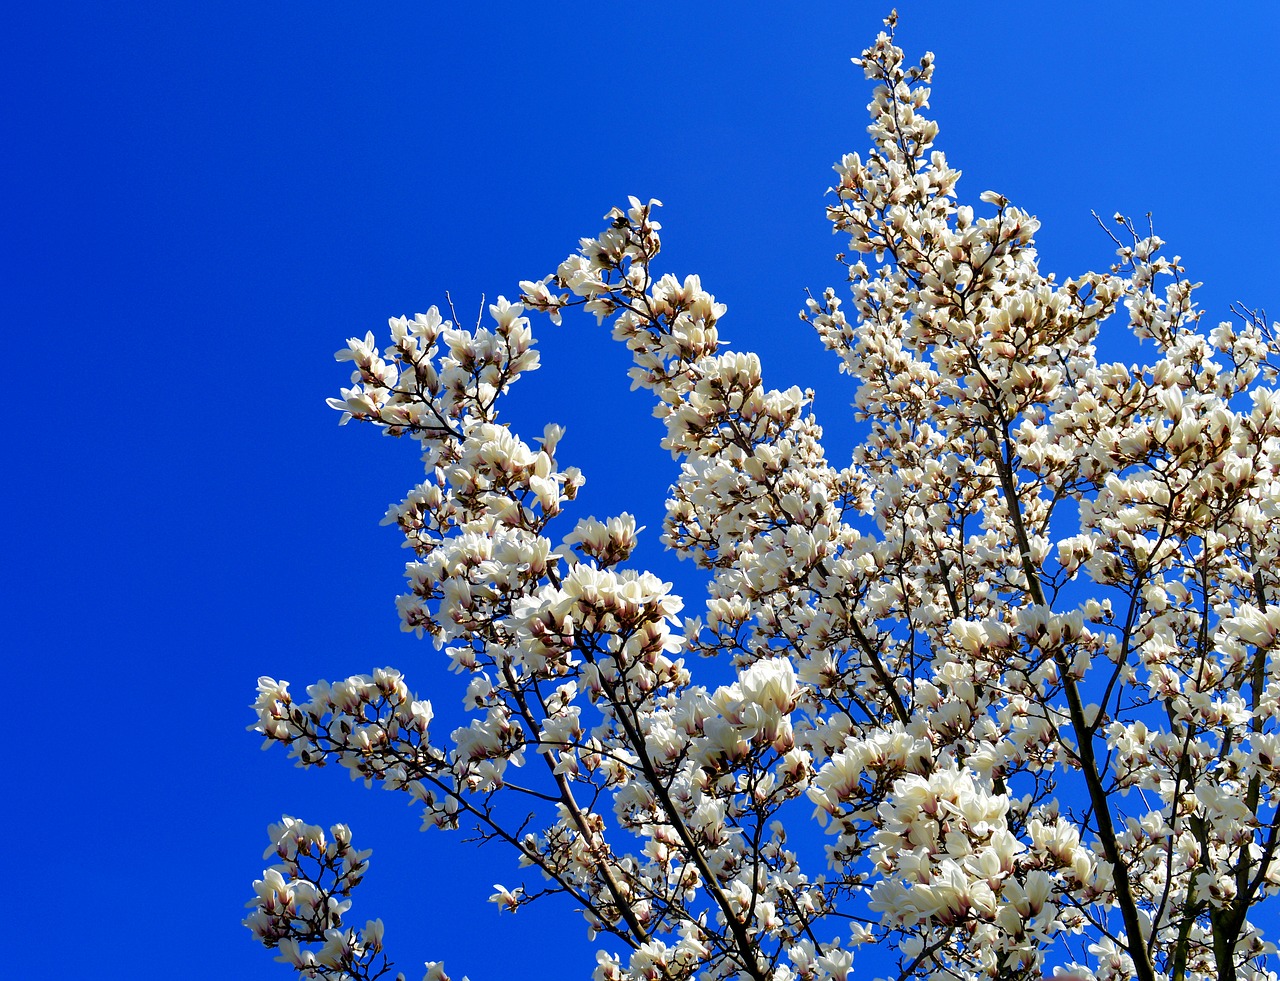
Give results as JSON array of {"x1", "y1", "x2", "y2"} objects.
[{"x1": 7, "y1": 3, "x2": 1279, "y2": 979}]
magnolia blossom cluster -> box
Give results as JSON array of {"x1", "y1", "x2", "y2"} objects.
[
  {"x1": 245, "y1": 817, "x2": 395, "y2": 980},
  {"x1": 251, "y1": 13, "x2": 1280, "y2": 981}
]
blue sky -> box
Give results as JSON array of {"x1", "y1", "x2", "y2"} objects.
[{"x1": 8, "y1": 3, "x2": 1280, "y2": 979}]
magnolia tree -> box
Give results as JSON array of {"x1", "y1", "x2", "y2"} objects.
[{"x1": 246, "y1": 15, "x2": 1280, "y2": 981}]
